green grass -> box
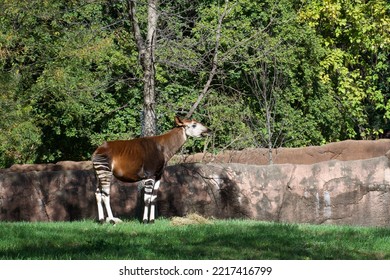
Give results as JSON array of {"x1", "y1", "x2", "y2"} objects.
[{"x1": 1, "y1": 219, "x2": 390, "y2": 260}]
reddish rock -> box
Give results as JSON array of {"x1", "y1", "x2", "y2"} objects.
[
  {"x1": 176, "y1": 139, "x2": 390, "y2": 165},
  {"x1": 1, "y1": 140, "x2": 390, "y2": 226},
  {"x1": 0, "y1": 169, "x2": 141, "y2": 222},
  {"x1": 0, "y1": 161, "x2": 93, "y2": 173},
  {"x1": 159, "y1": 158, "x2": 390, "y2": 226}
]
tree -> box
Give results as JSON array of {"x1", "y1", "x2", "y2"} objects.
[
  {"x1": 0, "y1": 0, "x2": 141, "y2": 164},
  {"x1": 185, "y1": 0, "x2": 230, "y2": 118},
  {"x1": 299, "y1": 0, "x2": 390, "y2": 138},
  {"x1": 190, "y1": 0, "x2": 339, "y2": 150},
  {"x1": 1, "y1": 0, "x2": 389, "y2": 168},
  {"x1": 0, "y1": 72, "x2": 41, "y2": 166},
  {"x1": 245, "y1": 60, "x2": 282, "y2": 164},
  {"x1": 127, "y1": 0, "x2": 159, "y2": 136}
]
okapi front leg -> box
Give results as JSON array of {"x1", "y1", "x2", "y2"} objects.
[
  {"x1": 142, "y1": 179, "x2": 156, "y2": 223},
  {"x1": 149, "y1": 180, "x2": 160, "y2": 223}
]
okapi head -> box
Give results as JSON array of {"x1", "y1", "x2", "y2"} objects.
[{"x1": 175, "y1": 115, "x2": 212, "y2": 138}]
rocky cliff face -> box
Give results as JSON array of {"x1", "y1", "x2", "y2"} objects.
[
  {"x1": 1, "y1": 140, "x2": 390, "y2": 226},
  {"x1": 160, "y1": 157, "x2": 390, "y2": 226},
  {"x1": 0, "y1": 170, "x2": 139, "y2": 222}
]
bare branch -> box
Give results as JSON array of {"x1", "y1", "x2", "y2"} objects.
[
  {"x1": 185, "y1": 0, "x2": 231, "y2": 118},
  {"x1": 127, "y1": 0, "x2": 146, "y2": 65}
]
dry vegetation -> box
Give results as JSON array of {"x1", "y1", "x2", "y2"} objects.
[{"x1": 170, "y1": 213, "x2": 214, "y2": 226}]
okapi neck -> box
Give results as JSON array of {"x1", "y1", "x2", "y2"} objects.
[{"x1": 157, "y1": 127, "x2": 187, "y2": 161}]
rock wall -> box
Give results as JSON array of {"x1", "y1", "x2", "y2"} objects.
[
  {"x1": 1, "y1": 140, "x2": 390, "y2": 226},
  {"x1": 176, "y1": 139, "x2": 390, "y2": 165},
  {"x1": 160, "y1": 158, "x2": 390, "y2": 226},
  {"x1": 0, "y1": 170, "x2": 140, "y2": 222}
]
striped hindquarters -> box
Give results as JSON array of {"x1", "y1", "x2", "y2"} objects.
[{"x1": 92, "y1": 154, "x2": 112, "y2": 193}]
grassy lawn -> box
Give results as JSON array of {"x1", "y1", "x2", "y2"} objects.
[{"x1": 1, "y1": 219, "x2": 390, "y2": 260}]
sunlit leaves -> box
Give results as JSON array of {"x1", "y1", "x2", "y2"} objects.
[{"x1": 299, "y1": 0, "x2": 390, "y2": 138}]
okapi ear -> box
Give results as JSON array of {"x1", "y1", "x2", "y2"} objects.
[{"x1": 175, "y1": 115, "x2": 185, "y2": 127}]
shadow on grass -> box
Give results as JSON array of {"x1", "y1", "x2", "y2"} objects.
[{"x1": 1, "y1": 221, "x2": 390, "y2": 260}]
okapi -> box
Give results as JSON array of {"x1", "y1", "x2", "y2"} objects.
[{"x1": 92, "y1": 116, "x2": 211, "y2": 224}]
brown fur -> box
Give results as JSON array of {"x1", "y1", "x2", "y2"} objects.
[{"x1": 93, "y1": 127, "x2": 187, "y2": 182}]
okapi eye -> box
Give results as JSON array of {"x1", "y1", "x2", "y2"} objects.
[{"x1": 192, "y1": 124, "x2": 197, "y2": 128}]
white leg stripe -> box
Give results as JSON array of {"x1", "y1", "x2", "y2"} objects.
[
  {"x1": 92, "y1": 154, "x2": 117, "y2": 222},
  {"x1": 142, "y1": 180, "x2": 160, "y2": 222},
  {"x1": 95, "y1": 192, "x2": 105, "y2": 221}
]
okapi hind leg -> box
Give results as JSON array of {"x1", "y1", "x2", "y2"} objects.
[
  {"x1": 92, "y1": 154, "x2": 122, "y2": 225},
  {"x1": 101, "y1": 190, "x2": 122, "y2": 224},
  {"x1": 95, "y1": 191, "x2": 105, "y2": 223}
]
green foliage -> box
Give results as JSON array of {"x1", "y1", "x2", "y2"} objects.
[
  {"x1": 0, "y1": 0, "x2": 142, "y2": 164},
  {"x1": 0, "y1": 68, "x2": 41, "y2": 166},
  {"x1": 0, "y1": 0, "x2": 389, "y2": 167},
  {"x1": 1, "y1": 219, "x2": 390, "y2": 259},
  {"x1": 206, "y1": 92, "x2": 254, "y2": 151},
  {"x1": 189, "y1": 0, "x2": 345, "y2": 147},
  {"x1": 299, "y1": 0, "x2": 390, "y2": 138}
]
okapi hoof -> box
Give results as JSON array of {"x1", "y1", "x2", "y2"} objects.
[{"x1": 143, "y1": 219, "x2": 149, "y2": 224}]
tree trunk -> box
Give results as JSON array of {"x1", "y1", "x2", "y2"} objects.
[{"x1": 128, "y1": 0, "x2": 158, "y2": 136}]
